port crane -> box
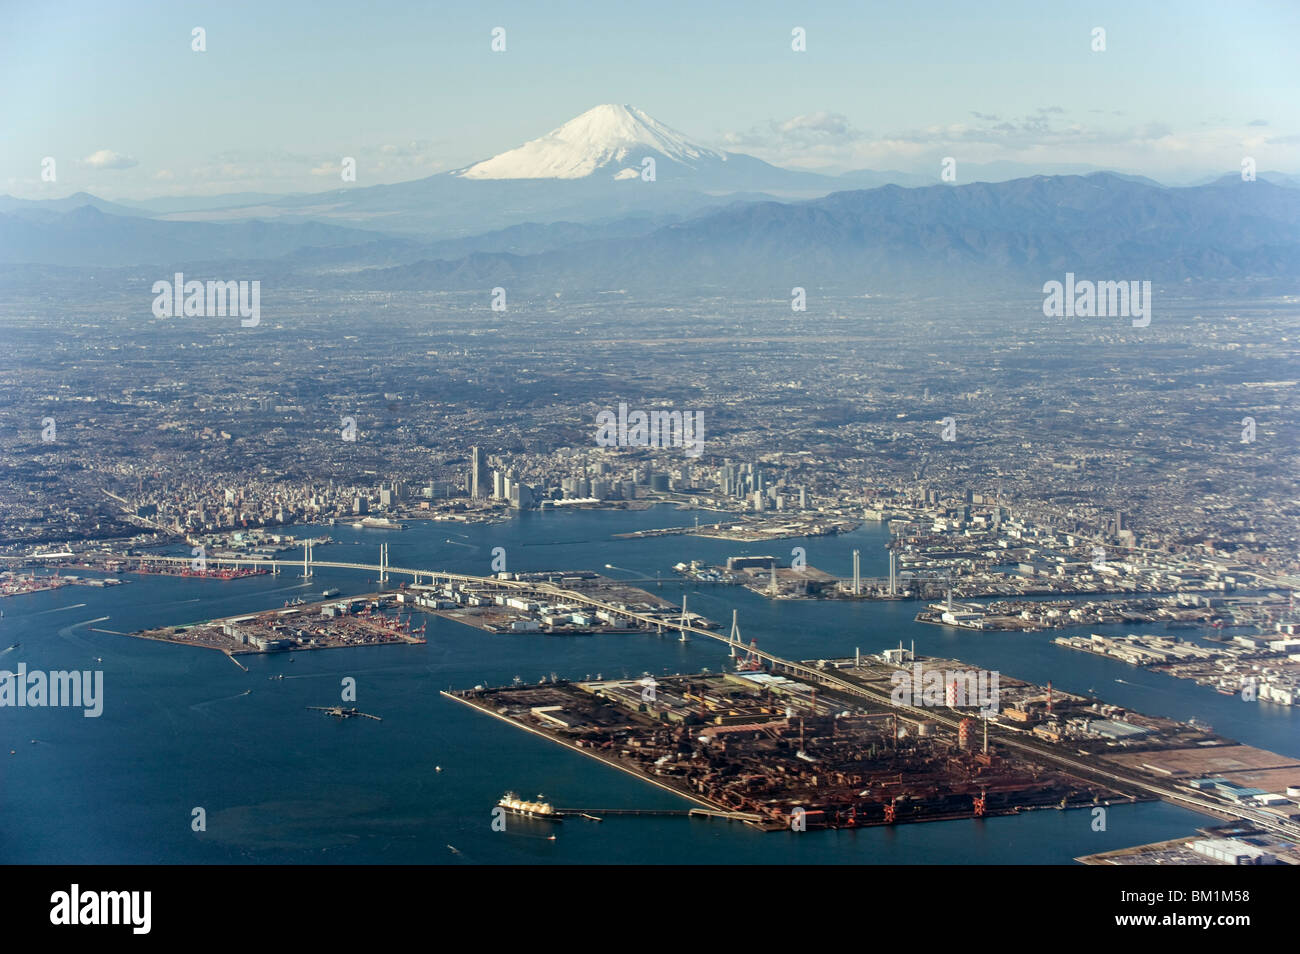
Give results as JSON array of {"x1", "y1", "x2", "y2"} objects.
[{"x1": 737, "y1": 639, "x2": 763, "y2": 672}]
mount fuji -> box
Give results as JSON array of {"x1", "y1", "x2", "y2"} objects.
[
  {"x1": 121, "y1": 104, "x2": 856, "y2": 235},
  {"x1": 453, "y1": 104, "x2": 731, "y2": 181}
]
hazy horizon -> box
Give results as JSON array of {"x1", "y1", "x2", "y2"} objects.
[{"x1": 4, "y1": 0, "x2": 1298, "y2": 200}]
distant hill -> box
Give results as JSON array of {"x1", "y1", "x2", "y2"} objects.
[
  {"x1": 0, "y1": 191, "x2": 148, "y2": 219},
  {"x1": 4, "y1": 175, "x2": 1297, "y2": 299},
  {"x1": 325, "y1": 173, "x2": 1300, "y2": 294},
  {"x1": 0, "y1": 205, "x2": 384, "y2": 266}
]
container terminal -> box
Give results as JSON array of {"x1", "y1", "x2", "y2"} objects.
[{"x1": 129, "y1": 592, "x2": 427, "y2": 656}]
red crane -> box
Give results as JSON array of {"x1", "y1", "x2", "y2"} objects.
[{"x1": 737, "y1": 639, "x2": 763, "y2": 672}]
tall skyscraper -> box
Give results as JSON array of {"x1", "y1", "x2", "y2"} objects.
[{"x1": 470, "y1": 446, "x2": 488, "y2": 499}]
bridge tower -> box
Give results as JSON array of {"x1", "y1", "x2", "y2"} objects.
[
  {"x1": 679, "y1": 595, "x2": 689, "y2": 642},
  {"x1": 728, "y1": 609, "x2": 741, "y2": 658},
  {"x1": 852, "y1": 549, "x2": 861, "y2": 595},
  {"x1": 302, "y1": 541, "x2": 312, "y2": 579}
]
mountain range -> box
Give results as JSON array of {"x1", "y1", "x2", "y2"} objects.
[{"x1": 2, "y1": 105, "x2": 1298, "y2": 294}]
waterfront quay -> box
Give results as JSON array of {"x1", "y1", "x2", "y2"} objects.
[
  {"x1": 1054, "y1": 631, "x2": 1300, "y2": 706},
  {"x1": 402, "y1": 571, "x2": 713, "y2": 636},
  {"x1": 130, "y1": 592, "x2": 426, "y2": 656},
  {"x1": 1, "y1": 568, "x2": 129, "y2": 598}
]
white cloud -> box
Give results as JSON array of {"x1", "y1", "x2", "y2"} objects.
[
  {"x1": 83, "y1": 149, "x2": 138, "y2": 170},
  {"x1": 718, "y1": 109, "x2": 1299, "y2": 177}
]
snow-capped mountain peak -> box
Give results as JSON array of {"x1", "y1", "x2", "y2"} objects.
[{"x1": 455, "y1": 104, "x2": 726, "y2": 180}]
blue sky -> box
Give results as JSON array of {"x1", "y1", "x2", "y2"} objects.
[{"x1": 2, "y1": 0, "x2": 1297, "y2": 198}]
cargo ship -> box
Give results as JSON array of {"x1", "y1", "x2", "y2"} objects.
[
  {"x1": 497, "y1": 792, "x2": 561, "y2": 821},
  {"x1": 321, "y1": 588, "x2": 340, "y2": 597},
  {"x1": 352, "y1": 517, "x2": 404, "y2": 531}
]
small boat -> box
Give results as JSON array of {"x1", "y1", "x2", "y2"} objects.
[{"x1": 321, "y1": 588, "x2": 340, "y2": 598}]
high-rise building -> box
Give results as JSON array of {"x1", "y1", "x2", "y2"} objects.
[
  {"x1": 470, "y1": 446, "x2": 488, "y2": 499},
  {"x1": 509, "y1": 483, "x2": 534, "y2": 510}
]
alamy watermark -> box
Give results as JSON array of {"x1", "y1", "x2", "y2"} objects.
[
  {"x1": 1043, "y1": 272, "x2": 1150, "y2": 327},
  {"x1": 50, "y1": 884, "x2": 150, "y2": 934},
  {"x1": 890, "y1": 664, "x2": 999, "y2": 715},
  {"x1": 595, "y1": 402, "x2": 704, "y2": 458},
  {"x1": 151, "y1": 272, "x2": 260, "y2": 327},
  {"x1": 1, "y1": 664, "x2": 103, "y2": 717}
]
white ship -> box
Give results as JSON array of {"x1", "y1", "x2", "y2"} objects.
[
  {"x1": 353, "y1": 517, "x2": 404, "y2": 530},
  {"x1": 497, "y1": 792, "x2": 561, "y2": 821}
]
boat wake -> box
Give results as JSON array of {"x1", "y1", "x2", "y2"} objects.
[{"x1": 28, "y1": 602, "x2": 88, "y2": 616}]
